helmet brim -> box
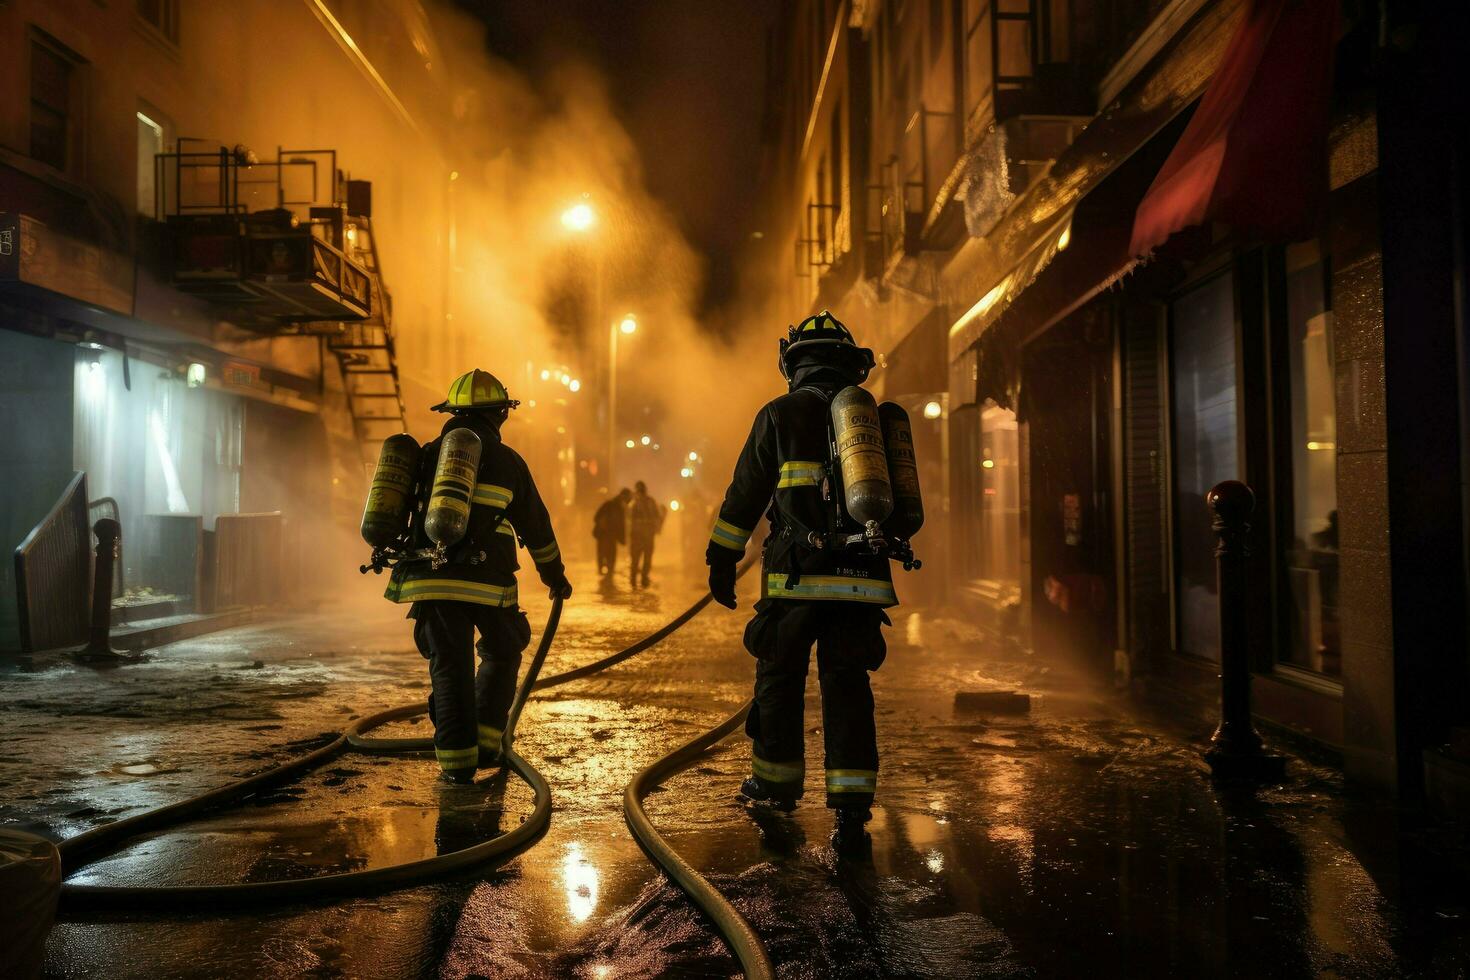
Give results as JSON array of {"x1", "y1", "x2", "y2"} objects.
[{"x1": 430, "y1": 399, "x2": 520, "y2": 413}]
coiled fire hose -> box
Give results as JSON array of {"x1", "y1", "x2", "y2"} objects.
[
  {"x1": 53, "y1": 558, "x2": 774, "y2": 974},
  {"x1": 57, "y1": 597, "x2": 564, "y2": 909}
]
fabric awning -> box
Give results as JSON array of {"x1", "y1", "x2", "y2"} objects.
[{"x1": 1129, "y1": 0, "x2": 1339, "y2": 256}]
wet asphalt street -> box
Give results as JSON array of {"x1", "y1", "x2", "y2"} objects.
[{"x1": 2, "y1": 551, "x2": 1467, "y2": 979}]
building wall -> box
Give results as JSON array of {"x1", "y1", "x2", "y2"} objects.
[
  {"x1": 0, "y1": 329, "x2": 77, "y2": 648},
  {"x1": 752, "y1": 0, "x2": 1467, "y2": 797}
]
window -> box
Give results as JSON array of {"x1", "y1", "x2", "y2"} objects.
[
  {"x1": 1170, "y1": 271, "x2": 1239, "y2": 661},
  {"x1": 137, "y1": 0, "x2": 180, "y2": 44},
  {"x1": 1279, "y1": 241, "x2": 1339, "y2": 675},
  {"x1": 136, "y1": 110, "x2": 164, "y2": 216},
  {"x1": 29, "y1": 36, "x2": 79, "y2": 172}
]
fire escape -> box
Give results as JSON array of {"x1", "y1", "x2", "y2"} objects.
[{"x1": 155, "y1": 143, "x2": 407, "y2": 462}]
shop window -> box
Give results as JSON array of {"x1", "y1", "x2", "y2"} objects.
[
  {"x1": 29, "y1": 34, "x2": 83, "y2": 174},
  {"x1": 1170, "y1": 271, "x2": 1239, "y2": 661},
  {"x1": 1278, "y1": 241, "x2": 1339, "y2": 676}
]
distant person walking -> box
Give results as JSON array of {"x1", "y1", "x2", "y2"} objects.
[
  {"x1": 592, "y1": 488, "x2": 631, "y2": 579},
  {"x1": 628, "y1": 480, "x2": 665, "y2": 589}
]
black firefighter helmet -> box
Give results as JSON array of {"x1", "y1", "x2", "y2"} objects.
[{"x1": 778, "y1": 310, "x2": 875, "y2": 383}]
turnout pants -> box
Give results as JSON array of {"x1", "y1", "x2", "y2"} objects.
[
  {"x1": 411, "y1": 600, "x2": 532, "y2": 775},
  {"x1": 742, "y1": 599, "x2": 889, "y2": 809}
]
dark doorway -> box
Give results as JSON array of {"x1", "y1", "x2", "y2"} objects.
[{"x1": 1022, "y1": 299, "x2": 1117, "y2": 671}]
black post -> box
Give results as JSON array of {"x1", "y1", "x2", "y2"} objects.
[
  {"x1": 79, "y1": 518, "x2": 122, "y2": 659},
  {"x1": 1204, "y1": 481, "x2": 1285, "y2": 781}
]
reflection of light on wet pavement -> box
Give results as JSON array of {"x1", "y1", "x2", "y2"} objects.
[
  {"x1": 562, "y1": 840, "x2": 600, "y2": 923},
  {"x1": 904, "y1": 612, "x2": 924, "y2": 647},
  {"x1": 591, "y1": 963, "x2": 614, "y2": 979},
  {"x1": 926, "y1": 848, "x2": 944, "y2": 873},
  {"x1": 983, "y1": 760, "x2": 1035, "y2": 871}
]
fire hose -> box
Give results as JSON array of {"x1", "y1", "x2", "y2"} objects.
[
  {"x1": 53, "y1": 557, "x2": 773, "y2": 980},
  {"x1": 57, "y1": 597, "x2": 564, "y2": 909}
]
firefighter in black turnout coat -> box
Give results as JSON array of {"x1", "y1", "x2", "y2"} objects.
[
  {"x1": 385, "y1": 370, "x2": 573, "y2": 783},
  {"x1": 707, "y1": 313, "x2": 894, "y2": 844}
]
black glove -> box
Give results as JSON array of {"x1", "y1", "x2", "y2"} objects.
[
  {"x1": 709, "y1": 561, "x2": 737, "y2": 609},
  {"x1": 546, "y1": 574, "x2": 573, "y2": 601}
]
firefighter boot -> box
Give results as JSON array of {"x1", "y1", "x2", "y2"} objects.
[
  {"x1": 440, "y1": 768, "x2": 476, "y2": 786},
  {"x1": 832, "y1": 805, "x2": 872, "y2": 858},
  {"x1": 739, "y1": 776, "x2": 799, "y2": 813}
]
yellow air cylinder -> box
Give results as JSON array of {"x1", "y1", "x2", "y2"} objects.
[
  {"x1": 879, "y1": 402, "x2": 924, "y2": 539},
  {"x1": 831, "y1": 386, "x2": 894, "y2": 528},
  {"x1": 360, "y1": 433, "x2": 421, "y2": 548},
  {"x1": 424, "y1": 427, "x2": 482, "y2": 549}
]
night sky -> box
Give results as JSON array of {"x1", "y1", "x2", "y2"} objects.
[{"x1": 460, "y1": 0, "x2": 781, "y2": 316}]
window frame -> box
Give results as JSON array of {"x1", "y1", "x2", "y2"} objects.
[
  {"x1": 27, "y1": 29, "x2": 87, "y2": 178},
  {"x1": 1263, "y1": 240, "x2": 1345, "y2": 692},
  {"x1": 1163, "y1": 253, "x2": 1243, "y2": 664}
]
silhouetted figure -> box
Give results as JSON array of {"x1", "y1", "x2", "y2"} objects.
[
  {"x1": 628, "y1": 480, "x2": 664, "y2": 589},
  {"x1": 593, "y1": 488, "x2": 631, "y2": 578}
]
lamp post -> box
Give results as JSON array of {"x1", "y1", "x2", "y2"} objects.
[
  {"x1": 561, "y1": 198, "x2": 606, "y2": 489},
  {"x1": 609, "y1": 313, "x2": 637, "y2": 488}
]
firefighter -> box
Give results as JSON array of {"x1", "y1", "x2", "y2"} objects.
[
  {"x1": 706, "y1": 312, "x2": 894, "y2": 849},
  {"x1": 385, "y1": 370, "x2": 573, "y2": 784}
]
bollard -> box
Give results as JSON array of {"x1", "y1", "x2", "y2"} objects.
[
  {"x1": 1204, "y1": 481, "x2": 1286, "y2": 781},
  {"x1": 79, "y1": 518, "x2": 123, "y2": 660}
]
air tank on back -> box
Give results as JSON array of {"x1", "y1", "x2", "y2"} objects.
[
  {"x1": 360, "y1": 433, "x2": 421, "y2": 548},
  {"x1": 879, "y1": 402, "x2": 924, "y2": 539},
  {"x1": 423, "y1": 427, "x2": 483, "y2": 550},
  {"x1": 831, "y1": 386, "x2": 894, "y2": 528}
]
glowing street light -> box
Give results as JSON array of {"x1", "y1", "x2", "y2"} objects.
[
  {"x1": 688, "y1": 451, "x2": 699, "y2": 461},
  {"x1": 625, "y1": 439, "x2": 636, "y2": 449},
  {"x1": 669, "y1": 500, "x2": 681, "y2": 511},
  {"x1": 923, "y1": 400, "x2": 943, "y2": 420},
  {"x1": 640, "y1": 435, "x2": 651, "y2": 446},
  {"x1": 561, "y1": 202, "x2": 595, "y2": 232},
  {"x1": 680, "y1": 467, "x2": 693, "y2": 478},
  {"x1": 569, "y1": 379, "x2": 581, "y2": 392},
  {"x1": 619, "y1": 314, "x2": 638, "y2": 335}
]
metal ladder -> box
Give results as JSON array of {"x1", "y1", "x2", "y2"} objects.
[{"x1": 328, "y1": 214, "x2": 408, "y2": 467}]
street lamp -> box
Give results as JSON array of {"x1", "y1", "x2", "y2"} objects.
[
  {"x1": 609, "y1": 313, "x2": 638, "y2": 486},
  {"x1": 561, "y1": 202, "x2": 595, "y2": 232}
]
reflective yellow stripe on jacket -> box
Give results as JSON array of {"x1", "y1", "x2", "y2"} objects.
[
  {"x1": 765, "y1": 573, "x2": 896, "y2": 605},
  {"x1": 384, "y1": 578, "x2": 519, "y2": 607},
  {"x1": 472, "y1": 483, "x2": 514, "y2": 509},
  {"x1": 776, "y1": 460, "x2": 824, "y2": 488},
  {"x1": 528, "y1": 539, "x2": 560, "y2": 564},
  {"x1": 710, "y1": 518, "x2": 752, "y2": 551}
]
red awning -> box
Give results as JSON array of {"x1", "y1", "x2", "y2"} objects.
[{"x1": 1129, "y1": 0, "x2": 1339, "y2": 256}]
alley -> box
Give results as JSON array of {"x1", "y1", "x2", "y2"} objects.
[{"x1": 1, "y1": 553, "x2": 1462, "y2": 978}]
